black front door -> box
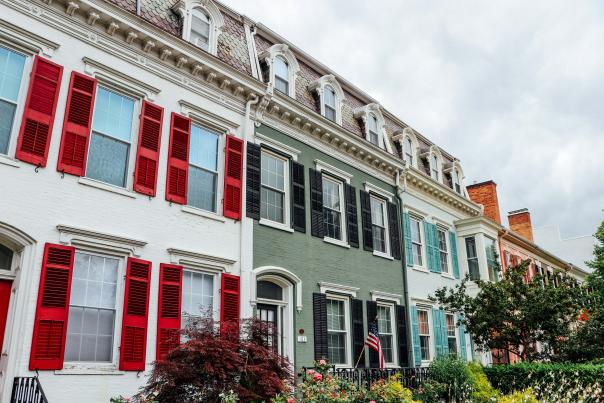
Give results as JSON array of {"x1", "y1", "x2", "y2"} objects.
[{"x1": 256, "y1": 303, "x2": 279, "y2": 353}]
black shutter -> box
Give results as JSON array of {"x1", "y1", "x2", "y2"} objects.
[
  {"x1": 313, "y1": 293, "x2": 328, "y2": 360},
  {"x1": 352, "y1": 298, "x2": 365, "y2": 368},
  {"x1": 360, "y1": 190, "x2": 373, "y2": 251},
  {"x1": 366, "y1": 300, "x2": 379, "y2": 368},
  {"x1": 345, "y1": 184, "x2": 359, "y2": 248},
  {"x1": 246, "y1": 142, "x2": 261, "y2": 220},
  {"x1": 396, "y1": 304, "x2": 409, "y2": 367},
  {"x1": 291, "y1": 161, "x2": 306, "y2": 232},
  {"x1": 309, "y1": 168, "x2": 324, "y2": 238},
  {"x1": 388, "y1": 202, "x2": 401, "y2": 260}
]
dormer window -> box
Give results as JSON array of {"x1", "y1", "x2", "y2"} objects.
[
  {"x1": 190, "y1": 8, "x2": 210, "y2": 51},
  {"x1": 259, "y1": 44, "x2": 300, "y2": 98},
  {"x1": 368, "y1": 114, "x2": 379, "y2": 146},
  {"x1": 453, "y1": 168, "x2": 461, "y2": 194},
  {"x1": 274, "y1": 56, "x2": 289, "y2": 94},
  {"x1": 173, "y1": 0, "x2": 224, "y2": 55},
  {"x1": 324, "y1": 86, "x2": 336, "y2": 122},
  {"x1": 431, "y1": 154, "x2": 439, "y2": 181},
  {"x1": 404, "y1": 136, "x2": 414, "y2": 165}
]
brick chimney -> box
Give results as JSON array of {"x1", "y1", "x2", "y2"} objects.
[
  {"x1": 508, "y1": 208, "x2": 533, "y2": 241},
  {"x1": 466, "y1": 180, "x2": 501, "y2": 224}
]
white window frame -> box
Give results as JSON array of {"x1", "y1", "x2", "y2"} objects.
[
  {"x1": 404, "y1": 136, "x2": 414, "y2": 166},
  {"x1": 353, "y1": 103, "x2": 389, "y2": 151},
  {"x1": 258, "y1": 44, "x2": 300, "y2": 98},
  {"x1": 181, "y1": 268, "x2": 220, "y2": 323},
  {"x1": 185, "y1": 122, "x2": 225, "y2": 216},
  {"x1": 172, "y1": 0, "x2": 224, "y2": 56},
  {"x1": 445, "y1": 312, "x2": 457, "y2": 354},
  {"x1": 0, "y1": 44, "x2": 30, "y2": 162},
  {"x1": 322, "y1": 174, "x2": 347, "y2": 245},
  {"x1": 325, "y1": 294, "x2": 352, "y2": 368},
  {"x1": 409, "y1": 214, "x2": 425, "y2": 270},
  {"x1": 259, "y1": 148, "x2": 291, "y2": 232},
  {"x1": 309, "y1": 74, "x2": 345, "y2": 125},
  {"x1": 376, "y1": 301, "x2": 398, "y2": 367},
  {"x1": 465, "y1": 236, "x2": 481, "y2": 281},
  {"x1": 436, "y1": 226, "x2": 451, "y2": 276},
  {"x1": 370, "y1": 195, "x2": 391, "y2": 259},
  {"x1": 416, "y1": 307, "x2": 432, "y2": 363}
]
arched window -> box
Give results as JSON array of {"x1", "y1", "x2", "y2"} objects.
[
  {"x1": 274, "y1": 56, "x2": 289, "y2": 94},
  {"x1": 0, "y1": 243, "x2": 13, "y2": 271},
  {"x1": 368, "y1": 113, "x2": 379, "y2": 146},
  {"x1": 453, "y1": 168, "x2": 461, "y2": 194},
  {"x1": 324, "y1": 85, "x2": 337, "y2": 122},
  {"x1": 190, "y1": 8, "x2": 211, "y2": 51},
  {"x1": 431, "y1": 154, "x2": 439, "y2": 181},
  {"x1": 404, "y1": 136, "x2": 413, "y2": 165}
]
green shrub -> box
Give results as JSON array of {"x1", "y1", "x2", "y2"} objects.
[
  {"x1": 484, "y1": 363, "x2": 604, "y2": 402},
  {"x1": 467, "y1": 362, "x2": 498, "y2": 402},
  {"x1": 415, "y1": 355, "x2": 473, "y2": 402},
  {"x1": 497, "y1": 388, "x2": 538, "y2": 403}
]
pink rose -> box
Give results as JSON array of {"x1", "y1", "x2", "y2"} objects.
[
  {"x1": 287, "y1": 398, "x2": 295, "y2": 403},
  {"x1": 313, "y1": 372, "x2": 323, "y2": 381},
  {"x1": 307, "y1": 369, "x2": 315, "y2": 375},
  {"x1": 319, "y1": 359, "x2": 327, "y2": 365},
  {"x1": 370, "y1": 401, "x2": 376, "y2": 403}
]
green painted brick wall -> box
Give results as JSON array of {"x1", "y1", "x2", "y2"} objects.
[{"x1": 252, "y1": 124, "x2": 406, "y2": 369}]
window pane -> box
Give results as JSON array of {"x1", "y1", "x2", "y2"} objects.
[
  {"x1": 372, "y1": 225, "x2": 386, "y2": 253},
  {"x1": 370, "y1": 198, "x2": 385, "y2": 227},
  {"x1": 257, "y1": 280, "x2": 283, "y2": 300},
  {"x1": 92, "y1": 88, "x2": 134, "y2": 142},
  {"x1": 261, "y1": 187, "x2": 284, "y2": 223},
  {"x1": 380, "y1": 334, "x2": 393, "y2": 363},
  {"x1": 327, "y1": 299, "x2": 345, "y2": 331},
  {"x1": 86, "y1": 132, "x2": 130, "y2": 187},
  {"x1": 322, "y1": 179, "x2": 343, "y2": 239},
  {"x1": 0, "y1": 244, "x2": 12, "y2": 271},
  {"x1": 0, "y1": 46, "x2": 26, "y2": 102},
  {"x1": 324, "y1": 87, "x2": 336, "y2": 108},
  {"x1": 420, "y1": 336, "x2": 430, "y2": 360},
  {"x1": 322, "y1": 179, "x2": 341, "y2": 210},
  {"x1": 328, "y1": 332, "x2": 346, "y2": 364},
  {"x1": 182, "y1": 271, "x2": 214, "y2": 322},
  {"x1": 274, "y1": 57, "x2": 288, "y2": 80},
  {"x1": 325, "y1": 105, "x2": 336, "y2": 122},
  {"x1": 261, "y1": 153, "x2": 285, "y2": 191},
  {"x1": 369, "y1": 131, "x2": 379, "y2": 145},
  {"x1": 189, "y1": 125, "x2": 218, "y2": 171},
  {"x1": 191, "y1": 11, "x2": 210, "y2": 50},
  {"x1": 324, "y1": 209, "x2": 342, "y2": 240},
  {"x1": 377, "y1": 305, "x2": 392, "y2": 334},
  {"x1": 188, "y1": 165, "x2": 217, "y2": 212},
  {"x1": 0, "y1": 100, "x2": 16, "y2": 154}
]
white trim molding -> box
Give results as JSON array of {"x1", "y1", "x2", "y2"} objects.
[
  {"x1": 57, "y1": 224, "x2": 146, "y2": 257},
  {"x1": 309, "y1": 74, "x2": 345, "y2": 125},
  {"x1": 258, "y1": 43, "x2": 300, "y2": 98},
  {"x1": 319, "y1": 282, "x2": 359, "y2": 297},
  {"x1": 353, "y1": 103, "x2": 390, "y2": 151},
  {"x1": 371, "y1": 290, "x2": 402, "y2": 304},
  {"x1": 364, "y1": 181, "x2": 394, "y2": 201},
  {"x1": 392, "y1": 127, "x2": 419, "y2": 169},
  {"x1": 253, "y1": 266, "x2": 303, "y2": 312},
  {"x1": 315, "y1": 159, "x2": 353, "y2": 183},
  {"x1": 0, "y1": 18, "x2": 60, "y2": 57},
  {"x1": 172, "y1": 0, "x2": 224, "y2": 56},
  {"x1": 255, "y1": 132, "x2": 301, "y2": 161},
  {"x1": 167, "y1": 247, "x2": 236, "y2": 274}
]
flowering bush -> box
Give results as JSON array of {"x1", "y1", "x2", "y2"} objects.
[
  {"x1": 414, "y1": 354, "x2": 473, "y2": 402},
  {"x1": 497, "y1": 388, "x2": 539, "y2": 403},
  {"x1": 467, "y1": 362, "x2": 498, "y2": 403}
]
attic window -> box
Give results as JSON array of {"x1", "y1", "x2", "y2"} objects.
[
  {"x1": 309, "y1": 74, "x2": 345, "y2": 125},
  {"x1": 431, "y1": 154, "x2": 439, "y2": 181},
  {"x1": 258, "y1": 44, "x2": 300, "y2": 98},
  {"x1": 190, "y1": 8, "x2": 210, "y2": 51},
  {"x1": 353, "y1": 103, "x2": 386, "y2": 149},
  {"x1": 172, "y1": 0, "x2": 224, "y2": 56},
  {"x1": 324, "y1": 86, "x2": 336, "y2": 122},
  {"x1": 453, "y1": 168, "x2": 461, "y2": 194},
  {"x1": 274, "y1": 56, "x2": 289, "y2": 94},
  {"x1": 368, "y1": 114, "x2": 379, "y2": 146},
  {"x1": 404, "y1": 136, "x2": 414, "y2": 165}
]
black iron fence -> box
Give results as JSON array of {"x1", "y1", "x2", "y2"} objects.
[
  {"x1": 11, "y1": 377, "x2": 48, "y2": 403},
  {"x1": 300, "y1": 366, "x2": 430, "y2": 389}
]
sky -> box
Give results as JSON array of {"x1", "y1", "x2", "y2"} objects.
[{"x1": 226, "y1": 0, "x2": 604, "y2": 238}]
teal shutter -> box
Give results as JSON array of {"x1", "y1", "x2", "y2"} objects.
[
  {"x1": 433, "y1": 224, "x2": 442, "y2": 272},
  {"x1": 411, "y1": 306, "x2": 422, "y2": 367},
  {"x1": 458, "y1": 314, "x2": 467, "y2": 361},
  {"x1": 449, "y1": 231, "x2": 460, "y2": 279},
  {"x1": 403, "y1": 213, "x2": 414, "y2": 267},
  {"x1": 440, "y1": 310, "x2": 449, "y2": 356},
  {"x1": 425, "y1": 222, "x2": 441, "y2": 273},
  {"x1": 432, "y1": 308, "x2": 442, "y2": 357}
]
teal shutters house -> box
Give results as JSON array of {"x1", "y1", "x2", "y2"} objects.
[{"x1": 247, "y1": 125, "x2": 408, "y2": 370}]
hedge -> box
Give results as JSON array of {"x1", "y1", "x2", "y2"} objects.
[{"x1": 484, "y1": 363, "x2": 604, "y2": 402}]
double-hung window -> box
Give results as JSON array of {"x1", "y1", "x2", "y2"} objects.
[
  {"x1": 437, "y1": 228, "x2": 449, "y2": 274},
  {"x1": 453, "y1": 168, "x2": 461, "y2": 194},
  {"x1": 323, "y1": 176, "x2": 345, "y2": 241},
  {"x1": 324, "y1": 86, "x2": 336, "y2": 122},
  {"x1": 326, "y1": 297, "x2": 349, "y2": 365},
  {"x1": 274, "y1": 57, "x2": 289, "y2": 95},
  {"x1": 377, "y1": 303, "x2": 396, "y2": 365},
  {"x1": 368, "y1": 113, "x2": 379, "y2": 146},
  {"x1": 465, "y1": 236, "x2": 480, "y2": 281},
  {"x1": 370, "y1": 196, "x2": 388, "y2": 253},
  {"x1": 188, "y1": 124, "x2": 219, "y2": 212},
  {"x1": 431, "y1": 155, "x2": 439, "y2": 181},
  {"x1": 260, "y1": 150, "x2": 288, "y2": 224},
  {"x1": 410, "y1": 216, "x2": 423, "y2": 266},
  {"x1": 0, "y1": 46, "x2": 26, "y2": 155},
  {"x1": 87, "y1": 87, "x2": 135, "y2": 187},
  {"x1": 404, "y1": 137, "x2": 413, "y2": 166},
  {"x1": 65, "y1": 252, "x2": 119, "y2": 363},
  {"x1": 446, "y1": 313, "x2": 457, "y2": 354},
  {"x1": 190, "y1": 9, "x2": 211, "y2": 51},
  {"x1": 485, "y1": 237, "x2": 498, "y2": 282},
  {"x1": 181, "y1": 270, "x2": 215, "y2": 326},
  {"x1": 417, "y1": 309, "x2": 430, "y2": 361}
]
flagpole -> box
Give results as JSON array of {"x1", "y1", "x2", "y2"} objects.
[{"x1": 354, "y1": 345, "x2": 366, "y2": 368}]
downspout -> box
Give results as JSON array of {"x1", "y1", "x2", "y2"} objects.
[
  {"x1": 240, "y1": 93, "x2": 260, "y2": 319},
  {"x1": 395, "y1": 166, "x2": 414, "y2": 367}
]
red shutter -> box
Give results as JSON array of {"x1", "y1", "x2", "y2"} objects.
[
  {"x1": 156, "y1": 264, "x2": 182, "y2": 361},
  {"x1": 223, "y1": 135, "x2": 244, "y2": 220},
  {"x1": 220, "y1": 273, "x2": 240, "y2": 336},
  {"x1": 119, "y1": 258, "x2": 151, "y2": 371},
  {"x1": 16, "y1": 56, "x2": 63, "y2": 167},
  {"x1": 29, "y1": 243, "x2": 75, "y2": 370},
  {"x1": 165, "y1": 113, "x2": 191, "y2": 204},
  {"x1": 134, "y1": 101, "x2": 164, "y2": 196},
  {"x1": 56, "y1": 72, "x2": 97, "y2": 176}
]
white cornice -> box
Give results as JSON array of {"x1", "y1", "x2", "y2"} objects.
[
  {"x1": 0, "y1": 17, "x2": 60, "y2": 56},
  {"x1": 57, "y1": 224, "x2": 147, "y2": 257}
]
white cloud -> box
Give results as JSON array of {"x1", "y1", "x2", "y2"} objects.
[{"x1": 228, "y1": 0, "x2": 604, "y2": 237}]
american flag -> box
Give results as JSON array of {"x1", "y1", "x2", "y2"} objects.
[{"x1": 365, "y1": 316, "x2": 385, "y2": 369}]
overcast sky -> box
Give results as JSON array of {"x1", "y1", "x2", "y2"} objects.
[{"x1": 227, "y1": 0, "x2": 604, "y2": 238}]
